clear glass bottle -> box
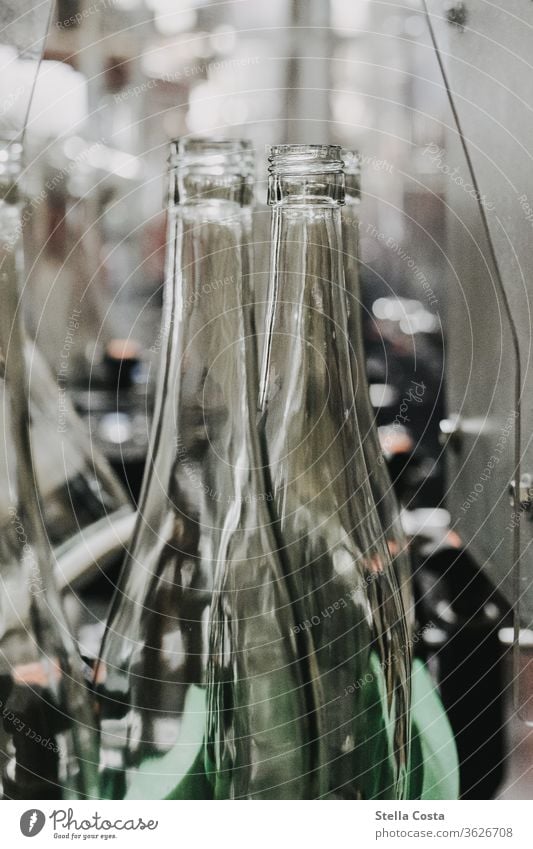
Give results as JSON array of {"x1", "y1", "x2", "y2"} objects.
[
  {"x1": 21, "y1": 336, "x2": 129, "y2": 550},
  {"x1": 96, "y1": 138, "x2": 312, "y2": 800},
  {"x1": 258, "y1": 144, "x2": 411, "y2": 799},
  {"x1": 7, "y1": 144, "x2": 131, "y2": 554},
  {"x1": 0, "y1": 142, "x2": 99, "y2": 799},
  {"x1": 341, "y1": 148, "x2": 414, "y2": 632}
]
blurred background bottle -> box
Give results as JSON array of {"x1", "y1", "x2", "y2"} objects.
[{"x1": 0, "y1": 142, "x2": 99, "y2": 800}]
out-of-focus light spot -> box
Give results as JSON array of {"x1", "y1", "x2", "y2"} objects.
[
  {"x1": 436, "y1": 600, "x2": 457, "y2": 625},
  {"x1": 332, "y1": 91, "x2": 370, "y2": 128},
  {"x1": 359, "y1": 236, "x2": 380, "y2": 264},
  {"x1": 29, "y1": 61, "x2": 88, "y2": 138},
  {"x1": 369, "y1": 383, "x2": 398, "y2": 409},
  {"x1": 63, "y1": 135, "x2": 85, "y2": 159},
  {"x1": 404, "y1": 14, "x2": 425, "y2": 38},
  {"x1": 423, "y1": 627, "x2": 447, "y2": 645},
  {"x1": 98, "y1": 412, "x2": 133, "y2": 445},
  {"x1": 146, "y1": 0, "x2": 197, "y2": 35},
  {"x1": 399, "y1": 311, "x2": 439, "y2": 335},
  {"x1": 446, "y1": 530, "x2": 463, "y2": 549},
  {"x1": 383, "y1": 15, "x2": 404, "y2": 35},
  {"x1": 141, "y1": 33, "x2": 210, "y2": 79},
  {"x1": 499, "y1": 628, "x2": 533, "y2": 647},
  {"x1": 88, "y1": 146, "x2": 141, "y2": 180},
  {"x1": 379, "y1": 424, "x2": 414, "y2": 457},
  {"x1": 210, "y1": 26, "x2": 237, "y2": 55},
  {"x1": 373, "y1": 297, "x2": 430, "y2": 324},
  {"x1": 331, "y1": 0, "x2": 370, "y2": 34},
  {"x1": 114, "y1": 0, "x2": 143, "y2": 9},
  {"x1": 186, "y1": 81, "x2": 217, "y2": 133},
  {"x1": 226, "y1": 96, "x2": 248, "y2": 125}
]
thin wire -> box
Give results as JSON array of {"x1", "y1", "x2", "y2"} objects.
[{"x1": 421, "y1": 1, "x2": 524, "y2": 718}]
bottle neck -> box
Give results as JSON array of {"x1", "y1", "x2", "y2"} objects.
[
  {"x1": 258, "y1": 197, "x2": 391, "y2": 558},
  {"x1": 259, "y1": 203, "x2": 347, "y2": 417},
  {"x1": 260, "y1": 145, "x2": 349, "y2": 416},
  {"x1": 164, "y1": 140, "x2": 256, "y2": 441},
  {"x1": 257, "y1": 200, "x2": 384, "y2": 550},
  {"x1": 99, "y1": 199, "x2": 261, "y2": 687}
]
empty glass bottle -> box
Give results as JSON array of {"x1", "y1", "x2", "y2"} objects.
[
  {"x1": 1, "y1": 141, "x2": 130, "y2": 557},
  {"x1": 96, "y1": 138, "x2": 311, "y2": 800},
  {"x1": 341, "y1": 148, "x2": 414, "y2": 632},
  {"x1": 0, "y1": 142, "x2": 99, "y2": 799},
  {"x1": 258, "y1": 144, "x2": 411, "y2": 799},
  {"x1": 18, "y1": 336, "x2": 129, "y2": 550}
]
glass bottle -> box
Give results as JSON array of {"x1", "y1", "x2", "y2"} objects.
[
  {"x1": 21, "y1": 335, "x2": 129, "y2": 551},
  {"x1": 9, "y1": 142, "x2": 131, "y2": 554},
  {"x1": 258, "y1": 144, "x2": 411, "y2": 800},
  {"x1": 0, "y1": 142, "x2": 99, "y2": 799},
  {"x1": 341, "y1": 148, "x2": 414, "y2": 633},
  {"x1": 96, "y1": 138, "x2": 311, "y2": 800}
]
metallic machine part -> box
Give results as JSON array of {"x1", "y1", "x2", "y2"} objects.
[{"x1": 424, "y1": 0, "x2": 533, "y2": 627}]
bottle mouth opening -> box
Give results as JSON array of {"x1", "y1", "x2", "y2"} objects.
[
  {"x1": 169, "y1": 137, "x2": 254, "y2": 170},
  {"x1": 268, "y1": 144, "x2": 343, "y2": 176}
]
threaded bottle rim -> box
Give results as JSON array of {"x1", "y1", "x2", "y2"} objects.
[
  {"x1": 267, "y1": 144, "x2": 344, "y2": 206},
  {"x1": 169, "y1": 137, "x2": 254, "y2": 170},
  {"x1": 268, "y1": 144, "x2": 343, "y2": 176}
]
